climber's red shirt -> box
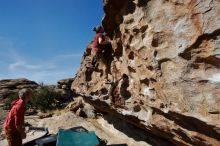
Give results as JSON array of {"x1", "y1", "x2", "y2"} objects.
[
  {"x1": 92, "y1": 33, "x2": 104, "y2": 54},
  {"x1": 4, "y1": 99, "x2": 25, "y2": 132}
]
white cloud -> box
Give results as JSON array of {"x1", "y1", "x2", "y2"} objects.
[
  {"x1": 9, "y1": 61, "x2": 42, "y2": 70},
  {"x1": 0, "y1": 37, "x2": 82, "y2": 84},
  {"x1": 9, "y1": 59, "x2": 25, "y2": 70},
  {"x1": 5, "y1": 51, "x2": 81, "y2": 84},
  {"x1": 8, "y1": 50, "x2": 42, "y2": 70}
]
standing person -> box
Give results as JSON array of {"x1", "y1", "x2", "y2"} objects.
[{"x1": 4, "y1": 88, "x2": 32, "y2": 146}]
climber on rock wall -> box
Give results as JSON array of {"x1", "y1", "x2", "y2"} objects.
[
  {"x1": 91, "y1": 26, "x2": 105, "y2": 58},
  {"x1": 90, "y1": 25, "x2": 109, "y2": 80}
]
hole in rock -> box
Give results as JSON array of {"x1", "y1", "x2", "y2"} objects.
[
  {"x1": 128, "y1": 51, "x2": 135, "y2": 60},
  {"x1": 128, "y1": 66, "x2": 136, "y2": 73},
  {"x1": 101, "y1": 88, "x2": 108, "y2": 95},
  {"x1": 140, "y1": 25, "x2": 148, "y2": 33},
  {"x1": 140, "y1": 78, "x2": 150, "y2": 86}
]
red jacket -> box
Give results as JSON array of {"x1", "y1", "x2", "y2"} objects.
[
  {"x1": 4, "y1": 99, "x2": 25, "y2": 132},
  {"x1": 92, "y1": 33, "x2": 104, "y2": 54}
]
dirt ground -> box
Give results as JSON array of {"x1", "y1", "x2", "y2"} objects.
[
  {"x1": 0, "y1": 95, "x2": 156, "y2": 146},
  {"x1": 26, "y1": 111, "x2": 151, "y2": 146},
  {"x1": 0, "y1": 107, "x2": 151, "y2": 146}
]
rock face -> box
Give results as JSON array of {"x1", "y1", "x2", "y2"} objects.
[
  {"x1": 65, "y1": 97, "x2": 96, "y2": 118},
  {"x1": 54, "y1": 78, "x2": 75, "y2": 100},
  {"x1": 0, "y1": 78, "x2": 39, "y2": 99},
  {"x1": 71, "y1": 0, "x2": 220, "y2": 145}
]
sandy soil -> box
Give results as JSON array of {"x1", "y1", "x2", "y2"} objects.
[
  {"x1": 26, "y1": 111, "x2": 151, "y2": 146},
  {"x1": 0, "y1": 105, "x2": 152, "y2": 146}
]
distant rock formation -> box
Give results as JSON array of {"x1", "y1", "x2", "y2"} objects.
[
  {"x1": 54, "y1": 78, "x2": 75, "y2": 100},
  {"x1": 71, "y1": 0, "x2": 220, "y2": 145},
  {"x1": 0, "y1": 77, "x2": 75, "y2": 100},
  {"x1": 0, "y1": 78, "x2": 39, "y2": 99},
  {"x1": 65, "y1": 97, "x2": 96, "y2": 118}
]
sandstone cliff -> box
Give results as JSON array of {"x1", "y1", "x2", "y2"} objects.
[{"x1": 71, "y1": 0, "x2": 220, "y2": 145}]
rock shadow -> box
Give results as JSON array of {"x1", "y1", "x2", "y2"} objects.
[{"x1": 103, "y1": 114, "x2": 172, "y2": 146}]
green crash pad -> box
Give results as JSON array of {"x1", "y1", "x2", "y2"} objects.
[{"x1": 56, "y1": 129, "x2": 100, "y2": 146}]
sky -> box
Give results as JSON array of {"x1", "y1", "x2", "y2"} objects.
[{"x1": 0, "y1": 0, "x2": 104, "y2": 84}]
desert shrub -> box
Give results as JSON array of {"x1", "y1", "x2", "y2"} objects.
[
  {"x1": 4, "y1": 86, "x2": 61, "y2": 112},
  {"x1": 3, "y1": 93, "x2": 19, "y2": 110},
  {"x1": 30, "y1": 86, "x2": 61, "y2": 112}
]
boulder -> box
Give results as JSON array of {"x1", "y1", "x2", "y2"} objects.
[
  {"x1": 65, "y1": 97, "x2": 83, "y2": 112},
  {"x1": 0, "y1": 78, "x2": 39, "y2": 99},
  {"x1": 54, "y1": 78, "x2": 75, "y2": 100},
  {"x1": 71, "y1": 0, "x2": 220, "y2": 145}
]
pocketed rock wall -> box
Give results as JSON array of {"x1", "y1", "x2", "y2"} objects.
[{"x1": 71, "y1": 0, "x2": 220, "y2": 145}]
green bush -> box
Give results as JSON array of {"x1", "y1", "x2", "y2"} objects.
[
  {"x1": 30, "y1": 86, "x2": 60, "y2": 112},
  {"x1": 4, "y1": 86, "x2": 61, "y2": 112},
  {"x1": 3, "y1": 93, "x2": 19, "y2": 110}
]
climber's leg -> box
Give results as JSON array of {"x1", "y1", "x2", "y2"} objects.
[
  {"x1": 99, "y1": 54, "x2": 109, "y2": 80},
  {"x1": 91, "y1": 47, "x2": 100, "y2": 67}
]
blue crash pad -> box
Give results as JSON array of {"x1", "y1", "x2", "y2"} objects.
[{"x1": 56, "y1": 128, "x2": 100, "y2": 146}]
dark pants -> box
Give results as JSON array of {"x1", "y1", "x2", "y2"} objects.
[
  {"x1": 92, "y1": 53, "x2": 109, "y2": 79},
  {"x1": 4, "y1": 128, "x2": 22, "y2": 146}
]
